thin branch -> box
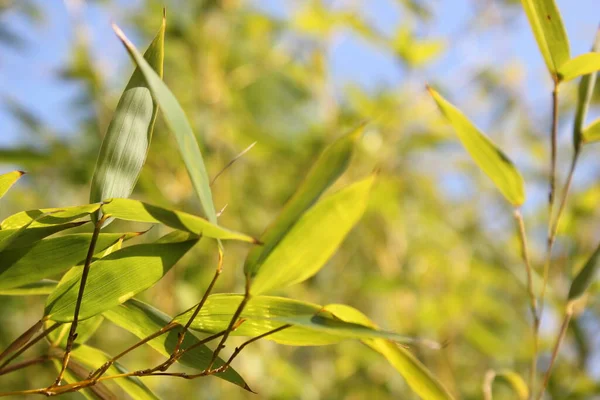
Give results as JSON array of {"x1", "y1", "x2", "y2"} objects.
[
  {"x1": 51, "y1": 215, "x2": 107, "y2": 387},
  {"x1": 483, "y1": 369, "x2": 496, "y2": 400},
  {"x1": 210, "y1": 141, "x2": 256, "y2": 186},
  {"x1": 0, "y1": 356, "x2": 51, "y2": 376},
  {"x1": 0, "y1": 322, "x2": 61, "y2": 371},
  {"x1": 0, "y1": 320, "x2": 43, "y2": 363}
]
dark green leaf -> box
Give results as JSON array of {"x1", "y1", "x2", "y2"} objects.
[
  {"x1": 0, "y1": 279, "x2": 57, "y2": 296},
  {"x1": 568, "y1": 244, "x2": 600, "y2": 301}
]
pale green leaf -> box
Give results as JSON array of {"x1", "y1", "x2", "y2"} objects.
[
  {"x1": 245, "y1": 125, "x2": 362, "y2": 275},
  {"x1": 0, "y1": 170, "x2": 25, "y2": 199},
  {"x1": 558, "y1": 53, "x2": 600, "y2": 82},
  {"x1": 0, "y1": 203, "x2": 100, "y2": 230},
  {"x1": 112, "y1": 22, "x2": 216, "y2": 224},
  {"x1": 90, "y1": 15, "x2": 165, "y2": 226},
  {"x1": 103, "y1": 298, "x2": 251, "y2": 390},
  {"x1": 102, "y1": 198, "x2": 257, "y2": 243},
  {"x1": 519, "y1": 0, "x2": 570, "y2": 75},
  {"x1": 428, "y1": 87, "x2": 525, "y2": 206},
  {"x1": 324, "y1": 304, "x2": 454, "y2": 400},
  {"x1": 249, "y1": 177, "x2": 373, "y2": 295},
  {"x1": 582, "y1": 118, "x2": 600, "y2": 144},
  {"x1": 45, "y1": 231, "x2": 198, "y2": 322}
]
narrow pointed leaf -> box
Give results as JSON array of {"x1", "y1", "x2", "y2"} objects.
[
  {"x1": 245, "y1": 125, "x2": 362, "y2": 274},
  {"x1": 324, "y1": 304, "x2": 454, "y2": 400},
  {"x1": 0, "y1": 232, "x2": 135, "y2": 290},
  {"x1": 0, "y1": 279, "x2": 57, "y2": 296},
  {"x1": 519, "y1": 0, "x2": 570, "y2": 75},
  {"x1": 45, "y1": 231, "x2": 198, "y2": 322},
  {"x1": 582, "y1": 118, "x2": 600, "y2": 144},
  {"x1": 113, "y1": 22, "x2": 216, "y2": 224},
  {"x1": 1, "y1": 203, "x2": 100, "y2": 230},
  {"x1": 0, "y1": 170, "x2": 25, "y2": 199},
  {"x1": 568, "y1": 243, "x2": 600, "y2": 301},
  {"x1": 558, "y1": 53, "x2": 600, "y2": 82},
  {"x1": 249, "y1": 177, "x2": 374, "y2": 295},
  {"x1": 90, "y1": 15, "x2": 165, "y2": 226},
  {"x1": 0, "y1": 221, "x2": 87, "y2": 252},
  {"x1": 103, "y1": 299, "x2": 251, "y2": 390},
  {"x1": 102, "y1": 198, "x2": 257, "y2": 243},
  {"x1": 491, "y1": 370, "x2": 529, "y2": 400},
  {"x1": 573, "y1": 30, "x2": 600, "y2": 150},
  {"x1": 428, "y1": 87, "x2": 525, "y2": 206}
]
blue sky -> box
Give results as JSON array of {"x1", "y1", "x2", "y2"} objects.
[{"x1": 0, "y1": 0, "x2": 598, "y2": 146}]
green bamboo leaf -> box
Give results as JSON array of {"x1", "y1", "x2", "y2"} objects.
[
  {"x1": 71, "y1": 344, "x2": 160, "y2": 400},
  {"x1": 248, "y1": 177, "x2": 374, "y2": 295},
  {"x1": 0, "y1": 170, "x2": 25, "y2": 199},
  {"x1": 245, "y1": 125, "x2": 362, "y2": 275},
  {"x1": 324, "y1": 304, "x2": 454, "y2": 400},
  {"x1": 0, "y1": 279, "x2": 57, "y2": 296},
  {"x1": 573, "y1": 30, "x2": 600, "y2": 150},
  {"x1": 103, "y1": 298, "x2": 251, "y2": 391},
  {"x1": 427, "y1": 86, "x2": 525, "y2": 206},
  {"x1": 568, "y1": 244, "x2": 600, "y2": 301},
  {"x1": 0, "y1": 232, "x2": 136, "y2": 290},
  {"x1": 582, "y1": 118, "x2": 600, "y2": 144},
  {"x1": 102, "y1": 198, "x2": 257, "y2": 243},
  {"x1": 90, "y1": 15, "x2": 165, "y2": 226},
  {"x1": 0, "y1": 221, "x2": 88, "y2": 254},
  {"x1": 0, "y1": 203, "x2": 100, "y2": 230},
  {"x1": 112, "y1": 21, "x2": 216, "y2": 224},
  {"x1": 558, "y1": 53, "x2": 600, "y2": 82},
  {"x1": 175, "y1": 294, "x2": 423, "y2": 346},
  {"x1": 48, "y1": 316, "x2": 104, "y2": 347},
  {"x1": 519, "y1": 0, "x2": 570, "y2": 76},
  {"x1": 490, "y1": 370, "x2": 529, "y2": 400},
  {"x1": 45, "y1": 231, "x2": 198, "y2": 322}
]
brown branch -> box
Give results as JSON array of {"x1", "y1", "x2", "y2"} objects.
[{"x1": 0, "y1": 322, "x2": 61, "y2": 371}]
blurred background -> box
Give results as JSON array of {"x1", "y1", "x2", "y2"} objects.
[{"x1": 1, "y1": 0, "x2": 600, "y2": 398}]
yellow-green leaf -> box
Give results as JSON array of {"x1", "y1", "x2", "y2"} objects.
[
  {"x1": 245, "y1": 125, "x2": 362, "y2": 275},
  {"x1": 0, "y1": 170, "x2": 25, "y2": 199},
  {"x1": 324, "y1": 304, "x2": 454, "y2": 400},
  {"x1": 558, "y1": 53, "x2": 600, "y2": 82},
  {"x1": 428, "y1": 86, "x2": 525, "y2": 206},
  {"x1": 489, "y1": 370, "x2": 529, "y2": 400},
  {"x1": 45, "y1": 231, "x2": 198, "y2": 322},
  {"x1": 90, "y1": 14, "x2": 165, "y2": 226},
  {"x1": 0, "y1": 203, "x2": 100, "y2": 230},
  {"x1": 102, "y1": 198, "x2": 257, "y2": 243},
  {"x1": 103, "y1": 298, "x2": 251, "y2": 390},
  {"x1": 0, "y1": 279, "x2": 57, "y2": 296},
  {"x1": 573, "y1": 30, "x2": 600, "y2": 150},
  {"x1": 248, "y1": 177, "x2": 374, "y2": 295},
  {"x1": 113, "y1": 21, "x2": 216, "y2": 224},
  {"x1": 519, "y1": 0, "x2": 570, "y2": 76},
  {"x1": 582, "y1": 118, "x2": 600, "y2": 144}
]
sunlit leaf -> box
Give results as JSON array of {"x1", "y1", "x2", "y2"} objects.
[
  {"x1": 103, "y1": 298, "x2": 251, "y2": 390},
  {"x1": 0, "y1": 204, "x2": 100, "y2": 230},
  {"x1": 90, "y1": 14, "x2": 165, "y2": 226},
  {"x1": 0, "y1": 279, "x2": 57, "y2": 296},
  {"x1": 113, "y1": 20, "x2": 217, "y2": 224},
  {"x1": 245, "y1": 126, "x2": 362, "y2": 275},
  {"x1": 568, "y1": 243, "x2": 600, "y2": 301},
  {"x1": 48, "y1": 316, "x2": 103, "y2": 347},
  {"x1": 427, "y1": 86, "x2": 525, "y2": 206},
  {"x1": 558, "y1": 53, "x2": 600, "y2": 82},
  {"x1": 0, "y1": 221, "x2": 87, "y2": 253},
  {"x1": 573, "y1": 30, "x2": 600, "y2": 150},
  {"x1": 45, "y1": 231, "x2": 198, "y2": 322},
  {"x1": 324, "y1": 304, "x2": 454, "y2": 400},
  {"x1": 248, "y1": 177, "x2": 374, "y2": 295},
  {"x1": 582, "y1": 118, "x2": 600, "y2": 144},
  {"x1": 519, "y1": 0, "x2": 570, "y2": 76},
  {"x1": 0, "y1": 232, "x2": 136, "y2": 290},
  {"x1": 0, "y1": 170, "x2": 25, "y2": 199},
  {"x1": 102, "y1": 198, "x2": 257, "y2": 243}
]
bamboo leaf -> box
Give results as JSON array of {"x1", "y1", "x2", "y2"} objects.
[
  {"x1": 568, "y1": 244, "x2": 600, "y2": 301},
  {"x1": 175, "y1": 294, "x2": 423, "y2": 346},
  {"x1": 427, "y1": 86, "x2": 526, "y2": 206},
  {"x1": 573, "y1": 30, "x2": 600, "y2": 150},
  {"x1": 102, "y1": 198, "x2": 257, "y2": 243},
  {"x1": 558, "y1": 53, "x2": 600, "y2": 82},
  {"x1": 248, "y1": 177, "x2": 374, "y2": 295},
  {"x1": 48, "y1": 316, "x2": 104, "y2": 347},
  {"x1": 112, "y1": 21, "x2": 217, "y2": 224},
  {"x1": 90, "y1": 15, "x2": 165, "y2": 226},
  {"x1": 0, "y1": 204, "x2": 100, "y2": 230},
  {"x1": 0, "y1": 221, "x2": 87, "y2": 253},
  {"x1": 324, "y1": 304, "x2": 454, "y2": 400},
  {"x1": 45, "y1": 231, "x2": 198, "y2": 322},
  {"x1": 519, "y1": 0, "x2": 570, "y2": 76},
  {"x1": 582, "y1": 118, "x2": 600, "y2": 144},
  {"x1": 0, "y1": 232, "x2": 136, "y2": 290},
  {"x1": 103, "y1": 298, "x2": 251, "y2": 391},
  {"x1": 245, "y1": 125, "x2": 362, "y2": 275},
  {"x1": 0, "y1": 170, "x2": 25, "y2": 199},
  {"x1": 490, "y1": 370, "x2": 529, "y2": 400},
  {"x1": 0, "y1": 279, "x2": 57, "y2": 296}
]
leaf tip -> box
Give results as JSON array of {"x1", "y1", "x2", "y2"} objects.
[{"x1": 17, "y1": 171, "x2": 26, "y2": 177}]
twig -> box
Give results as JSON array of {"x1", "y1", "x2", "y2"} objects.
[
  {"x1": 210, "y1": 142, "x2": 256, "y2": 186},
  {"x1": 51, "y1": 215, "x2": 108, "y2": 387},
  {"x1": 483, "y1": 369, "x2": 496, "y2": 400},
  {"x1": 0, "y1": 356, "x2": 51, "y2": 376},
  {"x1": 0, "y1": 322, "x2": 61, "y2": 371},
  {"x1": 0, "y1": 320, "x2": 43, "y2": 363}
]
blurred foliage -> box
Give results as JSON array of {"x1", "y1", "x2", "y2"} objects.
[{"x1": 1, "y1": 0, "x2": 600, "y2": 399}]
